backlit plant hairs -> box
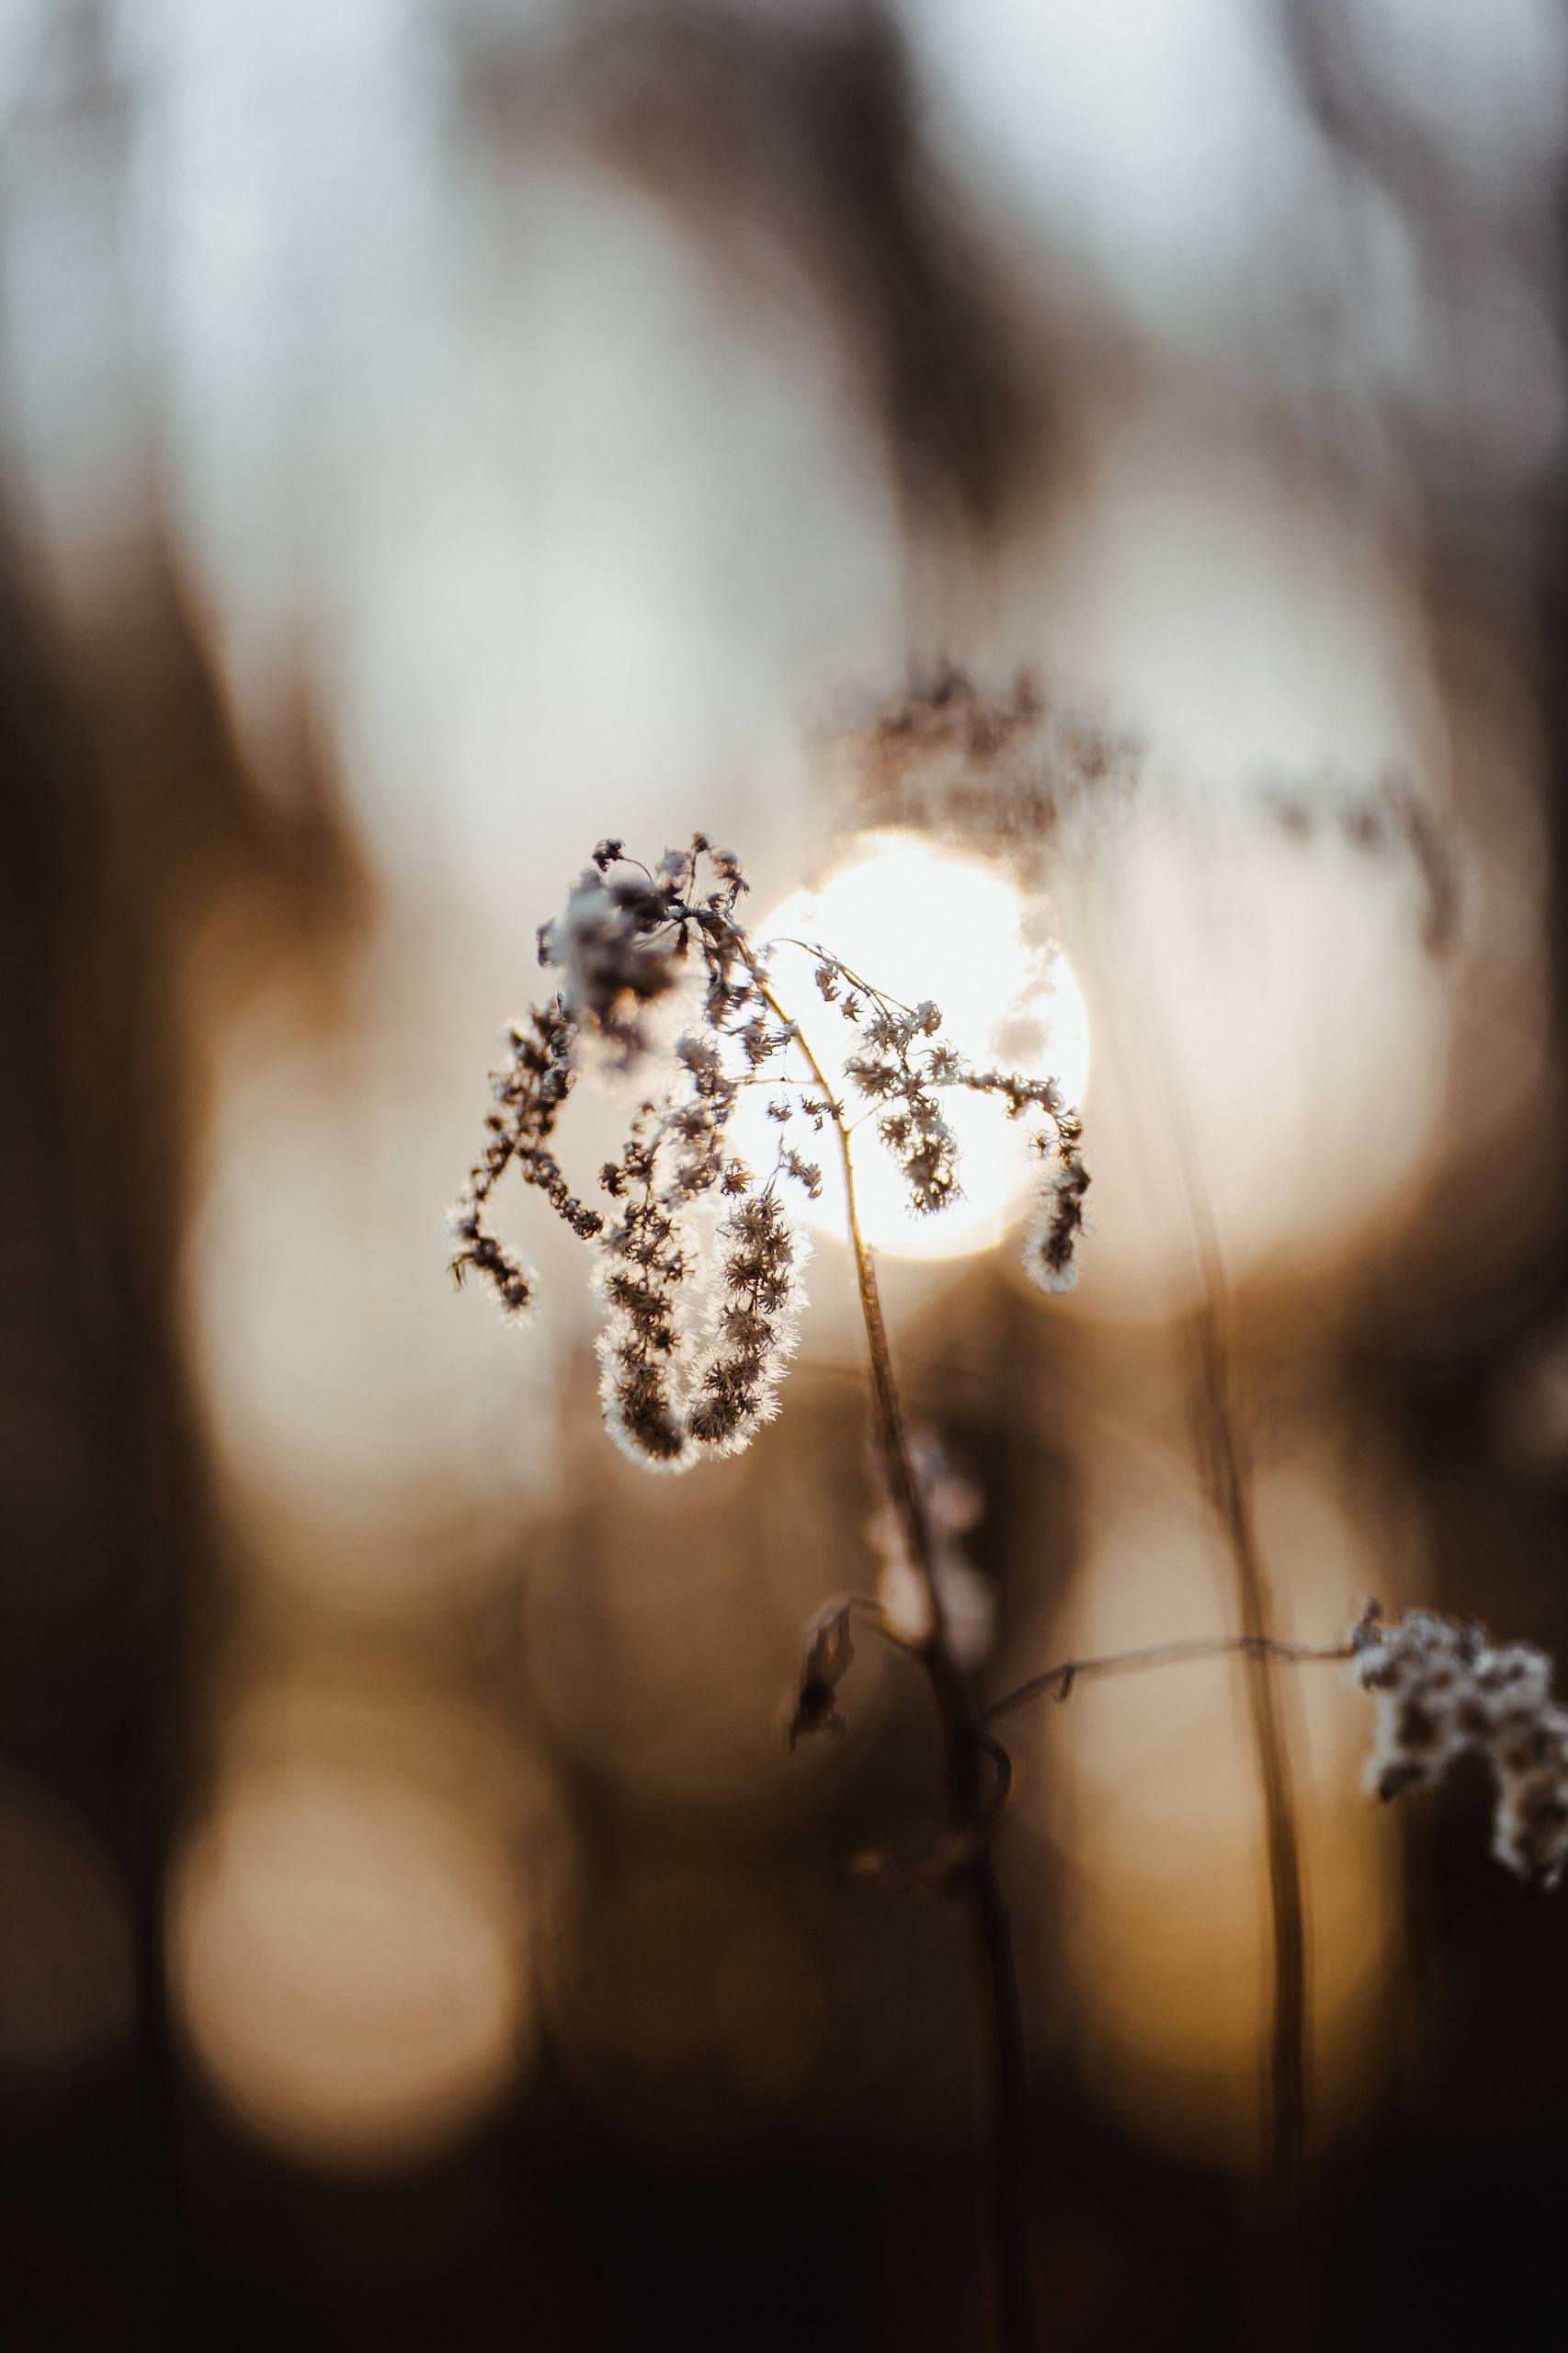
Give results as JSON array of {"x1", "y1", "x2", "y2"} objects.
[
  {"x1": 448, "y1": 831, "x2": 1561, "y2": 2353},
  {"x1": 448, "y1": 835, "x2": 1088, "y2": 1472}
]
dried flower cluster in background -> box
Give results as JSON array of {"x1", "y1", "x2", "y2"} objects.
[
  {"x1": 849, "y1": 666, "x2": 1141, "y2": 891},
  {"x1": 845, "y1": 666, "x2": 1459, "y2": 956},
  {"x1": 1350, "y1": 1603, "x2": 1568, "y2": 1887},
  {"x1": 449, "y1": 836, "x2": 1088, "y2": 1471}
]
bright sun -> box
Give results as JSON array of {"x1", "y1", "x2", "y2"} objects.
[{"x1": 740, "y1": 833, "x2": 1092, "y2": 1261}]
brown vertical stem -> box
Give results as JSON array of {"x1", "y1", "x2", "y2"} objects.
[
  {"x1": 1189, "y1": 1292, "x2": 1309, "y2": 2200},
  {"x1": 756, "y1": 970, "x2": 1036, "y2": 2352},
  {"x1": 1077, "y1": 868, "x2": 1312, "y2": 2211}
]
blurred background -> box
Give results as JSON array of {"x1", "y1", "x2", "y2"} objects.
[{"x1": 4, "y1": 2, "x2": 1568, "y2": 2346}]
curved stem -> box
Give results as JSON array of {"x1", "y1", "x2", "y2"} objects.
[{"x1": 753, "y1": 966, "x2": 1037, "y2": 2353}]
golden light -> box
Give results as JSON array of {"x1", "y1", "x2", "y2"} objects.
[
  {"x1": 1024, "y1": 1463, "x2": 1397, "y2": 2164},
  {"x1": 1065, "y1": 813, "x2": 1452, "y2": 1313},
  {"x1": 183, "y1": 936, "x2": 565, "y2": 1617},
  {"x1": 742, "y1": 831, "x2": 1092, "y2": 1260},
  {"x1": 169, "y1": 1754, "x2": 529, "y2": 2169}
]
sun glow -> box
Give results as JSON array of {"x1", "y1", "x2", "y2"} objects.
[{"x1": 741, "y1": 834, "x2": 1091, "y2": 1261}]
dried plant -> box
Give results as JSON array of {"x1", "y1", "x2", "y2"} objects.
[
  {"x1": 449, "y1": 835, "x2": 1087, "y2": 1473},
  {"x1": 844, "y1": 663, "x2": 1460, "y2": 952},
  {"x1": 1348, "y1": 1602, "x2": 1568, "y2": 1887},
  {"x1": 449, "y1": 827, "x2": 1552, "y2": 2353},
  {"x1": 836, "y1": 665, "x2": 1464, "y2": 2247},
  {"x1": 450, "y1": 830, "x2": 1085, "y2": 2347}
]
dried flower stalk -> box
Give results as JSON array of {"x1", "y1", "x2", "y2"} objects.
[
  {"x1": 449, "y1": 827, "x2": 1553, "y2": 2353},
  {"x1": 450, "y1": 833, "x2": 1087, "y2": 2352},
  {"x1": 449, "y1": 836, "x2": 1087, "y2": 1475}
]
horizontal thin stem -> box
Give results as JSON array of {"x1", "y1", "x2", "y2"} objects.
[{"x1": 983, "y1": 1634, "x2": 1357, "y2": 1724}]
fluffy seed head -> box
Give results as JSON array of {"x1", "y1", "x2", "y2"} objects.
[{"x1": 1348, "y1": 1604, "x2": 1568, "y2": 1888}]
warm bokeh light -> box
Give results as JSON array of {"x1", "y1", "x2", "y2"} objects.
[
  {"x1": 741, "y1": 832, "x2": 1091, "y2": 1260},
  {"x1": 1028, "y1": 1464, "x2": 1397, "y2": 2163},
  {"x1": 169, "y1": 1751, "x2": 529, "y2": 2169},
  {"x1": 12, "y1": 3, "x2": 1568, "y2": 2339},
  {"x1": 1059, "y1": 808, "x2": 1453, "y2": 1313},
  {"x1": 183, "y1": 921, "x2": 566, "y2": 1615}
]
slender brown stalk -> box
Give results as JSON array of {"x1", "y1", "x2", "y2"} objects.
[
  {"x1": 1079, "y1": 878, "x2": 1313, "y2": 2210},
  {"x1": 755, "y1": 968, "x2": 1037, "y2": 2353},
  {"x1": 1188, "y1": 1290, "x2": 1311, "y2": 2200}
]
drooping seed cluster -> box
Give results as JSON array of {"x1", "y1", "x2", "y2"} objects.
[
  {"x1": 572, "y1": 852, "x2": 807, "y2": 1472},
  {"x1": 595, "y1": 1141, "x2": 807, "y2": 1473},
  {"x1": 810, "y1": 952, "x2": 1088, "y2": 1290},
  {"x1": 448, "y1": 1000, "x2": 602, "y2": 1321},
  {"x1": 1349, "y1": 1603, "x2": 1568, "y2": 1888},
  {"x1": 1025, "y1": 1113, "x2": 1089, "y2": 1294},
  {"x1": 592, "y1": 1097, "x2": 707, "y2": 1470},
  {"x1": 449, "y1": 835, "x2": 1088, "y2": 1469},
  {"x1": 962, "y1": 1065, "x2": 1089, "y2": 1294},
  {"x1": 816, "y1": 959, "x2": 960, "y2": 1216},
  {"x1": 866, "y1": 1427, "x2": 996, "y2": 1669},
  {"x1": 687, "y1": 1191, "x2": 808, "y2": 1453},
  {"x1": 836, "y1": 973, "x2": 1086, "y2": 1279}
]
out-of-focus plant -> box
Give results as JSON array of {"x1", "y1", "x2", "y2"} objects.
[{"x1": 449, "y1": 828, "x2": 1564, "y2": 2353}]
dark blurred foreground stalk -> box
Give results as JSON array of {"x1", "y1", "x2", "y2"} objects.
[{"x1": 755, "y1": 970, "x2": 1038, "y2": 2353}]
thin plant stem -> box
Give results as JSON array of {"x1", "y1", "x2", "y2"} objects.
[
  {"x1": 752, "y1": 965, "x2": 1038, "y2": 2353},
  {"x1": 1074, "y1": 872, "x2": 1314, "y2": 2205},
  {"x1": 983, "y1": 1633, "x2": 1355, "y2": 1723},
  {"x1": 1189, "y1": 1289, "x2": 1311, "y2": 2195}
]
